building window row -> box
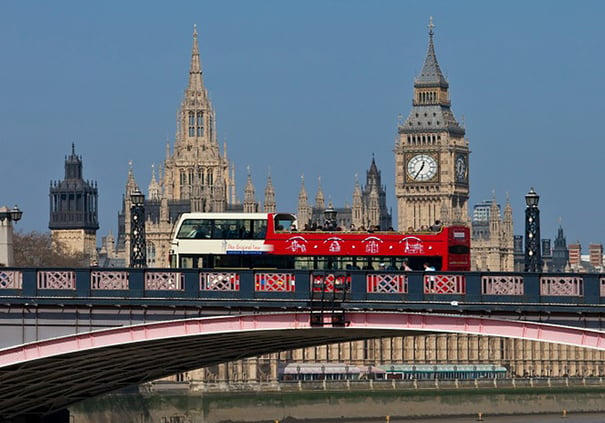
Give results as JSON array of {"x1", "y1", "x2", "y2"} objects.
[
  {"x1": 179, "y1": 168, "x2": 214, "y2": 188},
  {"x1": 417, "y1": 91, "x2": 437, "y2": 103},
  {"x1": 407, "y1": 134, "x2": 441, "y2": 144}
]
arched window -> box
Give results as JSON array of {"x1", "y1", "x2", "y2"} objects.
[{"x1": 207, "y1": 170, "x2": 213, "y2": 186}]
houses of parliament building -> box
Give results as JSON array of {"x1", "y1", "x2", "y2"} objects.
[{"x1": 49, "y1": 23, "x2": 604, "y2": 385}]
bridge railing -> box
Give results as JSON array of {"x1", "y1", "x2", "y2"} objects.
[{"x1": 0, "y1": 267, "x2": 604, "y2": 309}]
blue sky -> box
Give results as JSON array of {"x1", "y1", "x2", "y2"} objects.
[{"x1": 1, "y1": 0, "x2": 604, "y2": 250}]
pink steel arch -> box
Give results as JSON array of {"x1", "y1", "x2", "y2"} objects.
[{"x1": 3, "y1": 311, "x2": 605, "y2": 368}]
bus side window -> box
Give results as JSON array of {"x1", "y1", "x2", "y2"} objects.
[{"x1": 254, "y1": 223, "x2": 267, "y2": 239}]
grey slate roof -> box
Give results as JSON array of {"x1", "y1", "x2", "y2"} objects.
[
  {"x1": 403, "y1": 105, "x2": 465, "y2": 136},
  {"x1": 415, "y1": 29, "x2": 449, "y2": 89}
]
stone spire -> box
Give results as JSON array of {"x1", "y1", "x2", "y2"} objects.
[
  {"x1": 188, "y1": 24, "x2": 205, "y2": 93},
  {"x1": 489, "y1": 192, "x2": 501, "y2": 237},
  {"x1": 366, "y1": 154, "x2": 379, "y2": 188},
  {"x1": 297, "y1": 176, "x2": 310, "y2": 229},
  {"x1": 503, "y1": 193, "x2": 514, "y2": 238},
  {"x1": 148, "y1": 164, "x2": 161, "y2": 201},
  {"x1": 352, "y1": 174, "x2": 363, "y2": 229},
  {"x1": 264, "y1": 172, "x2": 276, "y2": 213},
  {"x1": 315, "y1": 176, "x2": 325, "y2": 211},
  {"x1": 243, "y1": 166, "x2": 257, "y2": 213},
  {"x1": 125, "y1": 160, "x2": 138, "y2": 198}
]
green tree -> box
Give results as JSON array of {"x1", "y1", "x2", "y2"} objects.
[{"x1": 13, "y1": 231, "x2": 89, "y2": 267}]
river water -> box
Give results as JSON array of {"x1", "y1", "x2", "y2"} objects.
[{"x1": 368, "y1": 413, "x2": 605, "y2": 422}]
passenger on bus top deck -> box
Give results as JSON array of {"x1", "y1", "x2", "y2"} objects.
[
  {"x1": 188, "y1": 225, "x2": 206, "y2": 238},
  {"x1": 423, "y1": 262, "x2": 436, "y2": 271},
  {"x1": 430, "y1": 220, "x2": 442, "y2": 231},
  {"x1": 402, "y1": 260, "x2": 412, "y2": 271}
]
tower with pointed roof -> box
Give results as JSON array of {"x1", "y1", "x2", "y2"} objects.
[
  {"x1": 116, "y1": 26, "x2": 244, "y2": 267},
  {"x1": 297, "y1": 176, "x2": 311, "y2": 229},
  {"x1": 301, "y1": 156, "x2": 392, "y2": 231},
  {"x1": 49, "y1": 144, "x2": 99, "y2": 260},
  {"x1": 243, "y1": 167, "x2": 258, "y2": 213},
  {"x1": 263, "y1": 174, "x2": 276, "y2": 213},
  {"x1": 163, "y1": 24, "x2": 233, "y2": 211},
  {"x1": 551, "y1": 224, "x2": 570, "y2": 272},
  {"x1": 395, "y1": 18, "x2": 469, "y2": 230}
]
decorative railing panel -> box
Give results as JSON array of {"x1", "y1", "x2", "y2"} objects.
[
  {"x1": 367, "y1": 273, "x2": 407, "y2": 293},
  {"x1": 482, "y1": 275, "x2": 524, "y2": 295},
  {"x1": 424, "y1": 274, "x2": 466, "y2": 294},
  {"x1": 201, "y1": 272, "x2": 240, "y2": 291},
  {"x1": 311, "y1": 273, "x2": 350, "y2": 292},
  {"x1": 540, "y1": 276, "x2": 583, "y2": 296},
  {"x1": 37, "y1": 271, "x2": 76, "y2": 290},
  {"x1": 0, "y1": 270, "x2": 23, "y2": 289},
  {"x1": 145, "y1": 272, "x2": 183, "y2": 291},
  {"x1": 255, "y1": 272, "x2": 296, "y2": 292},
  {"x1": 91, "y1": 271, "x2": 129, "y2": 290}
]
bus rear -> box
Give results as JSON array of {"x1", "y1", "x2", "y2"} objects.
[{"x1": 444, "y1": 226, "x2": 471, "y2": 271}]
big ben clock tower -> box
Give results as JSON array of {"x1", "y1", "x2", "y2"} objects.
[{"x1": 395, "y1": 18, "x2": 469, "y2": 230}]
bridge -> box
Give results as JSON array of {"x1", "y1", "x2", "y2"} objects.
[{"x1": 1, "y1": 267, "x2": 605, "y2": 422}]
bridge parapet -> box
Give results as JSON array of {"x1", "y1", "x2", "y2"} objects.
[{"x1": 0, "y1": 267, "x2": 604, "y2": 312}]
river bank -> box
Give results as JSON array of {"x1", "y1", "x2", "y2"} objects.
[{"x1": 69, "y1": 381, "x2": 605, "y2": 423}]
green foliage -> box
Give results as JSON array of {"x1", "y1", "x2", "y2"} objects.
[{"x1": 12, "y1": 230, "x2": 90, "y2": 267}]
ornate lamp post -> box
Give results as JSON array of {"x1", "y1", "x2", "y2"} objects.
[
  {"x1": 0, "y1": 205, "x2": 23, "y2": 266},
  {"x1": 524, "y1": 187, "x2": 541, "y2": 272},
  {"x1": 130, "y1": 189, "x2": 147, "y2": 268}
]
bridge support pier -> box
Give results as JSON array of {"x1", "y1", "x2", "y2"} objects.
[{"x1": 3, "y1": 409, "x2": 70, "y2": 423}]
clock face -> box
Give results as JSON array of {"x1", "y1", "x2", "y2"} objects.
[
  {"x1": 407, "y1": 154, "x2": 438, "y2": 181},
  {"x1": 455, "y1": 154, "x2": 467, "y2": 182}
]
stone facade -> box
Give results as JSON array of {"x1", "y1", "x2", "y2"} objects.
[
  {"x1": 297, "y1": 157, "x2": 392, "y2": 231},
  {"x1": 470, "y1": 195, "x2": 515, "y2": 271},
  {"x1": 176, "y1": 334, "x2": 605, "y2": 386}
]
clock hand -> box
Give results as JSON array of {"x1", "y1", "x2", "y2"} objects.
[{"x1": 414, "y1": 161, "x2": 425, "y2": 179}]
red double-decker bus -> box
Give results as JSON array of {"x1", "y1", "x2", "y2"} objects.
[{"x1": 169, "y1": 212, "x2": 470, "y2": 271}]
